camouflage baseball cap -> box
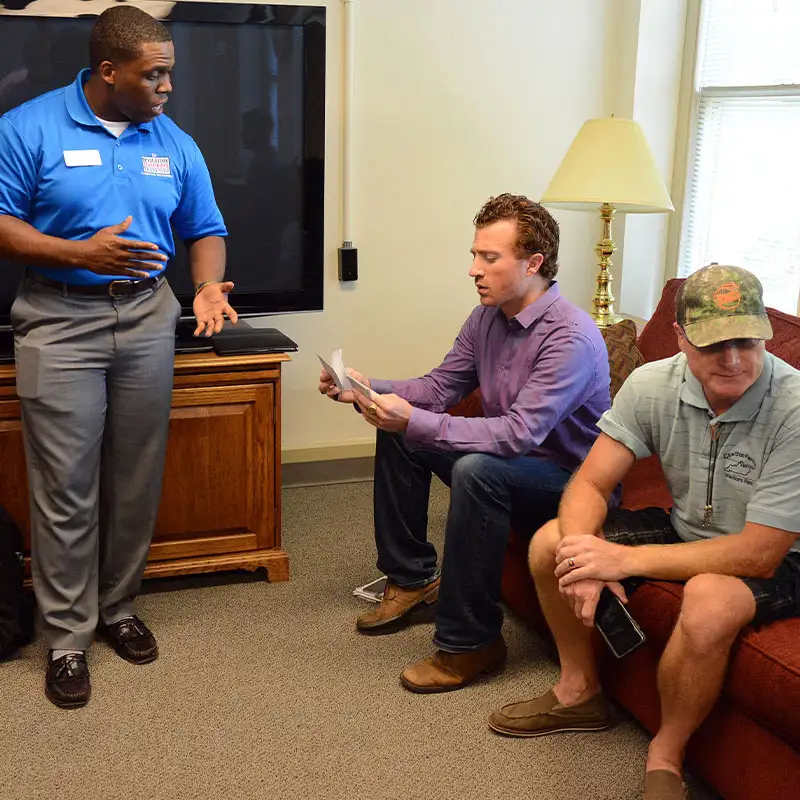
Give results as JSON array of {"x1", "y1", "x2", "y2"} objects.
[{"x1": 675, "y1": 265, "x2": 773, "y2": 348}]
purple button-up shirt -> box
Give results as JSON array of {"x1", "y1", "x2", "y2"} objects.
[{"x1": 370, "y1": 283, "x2": 610, "y2": 470}]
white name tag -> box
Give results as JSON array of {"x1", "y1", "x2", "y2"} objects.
[{"x1": 63, "y1": 149, "x2": 102, "y2": 167}]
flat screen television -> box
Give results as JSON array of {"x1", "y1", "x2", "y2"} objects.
[{"x1": 0, "y1": 1, "x2": 326, "y2": 340}]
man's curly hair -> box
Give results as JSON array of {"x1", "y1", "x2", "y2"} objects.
[
  {"x1": 90, "y1": 6, "x2": 172, "y2": 72},
  {"x1": 473, "y1": 193, "x2": 560, "y2": 280}
]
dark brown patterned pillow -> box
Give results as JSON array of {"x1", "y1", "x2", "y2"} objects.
[{"x1": 600, "y1": 319, "x2": 646, "y2": 400}]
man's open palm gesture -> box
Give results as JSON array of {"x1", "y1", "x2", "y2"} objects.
[{"x1": 193, "y1": 281, "x2": 239, "y2": 336}]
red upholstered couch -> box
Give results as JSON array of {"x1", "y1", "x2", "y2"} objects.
[{"x1": 499, "y1": 280, "x2": 800, "y2": 800}]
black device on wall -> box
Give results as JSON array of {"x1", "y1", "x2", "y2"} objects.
[
  {"x1": 0, "y1": 1, "x2": 326, "y2": 341},
  {"x1": 338, "y1": 244, "x2": 358, "y2": 282}
]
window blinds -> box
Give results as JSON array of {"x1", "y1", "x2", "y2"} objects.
[{"x1": 679, "y1": 0, "x2": 800, "y2": 314}]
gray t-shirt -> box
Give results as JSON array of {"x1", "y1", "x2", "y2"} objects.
[{"x1": 598, "y1": 351, "x2": 800, "y2": 553}]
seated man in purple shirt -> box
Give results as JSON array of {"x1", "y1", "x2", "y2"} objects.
[{"x1": 318, "y1": 194, "x2": 611, "y2": 692}]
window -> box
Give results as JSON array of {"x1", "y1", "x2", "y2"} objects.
[{"x1": 679, "y1": 0, "x2": 800, "y2": 314}]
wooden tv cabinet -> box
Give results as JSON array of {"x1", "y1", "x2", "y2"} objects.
[{"x1": 0, "y1": 350, "x2": 291, "y2": 583}]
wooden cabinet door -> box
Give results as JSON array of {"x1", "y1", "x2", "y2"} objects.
[
  {"x1": 0, "y1": 399, "x2": 31, "y2": 550},
  {"x1": 0, "y1": 376, "x2": 283, "y2": 577},
  {"x1": 149, "y1": 382, "x2": 276, "y2": 562}
]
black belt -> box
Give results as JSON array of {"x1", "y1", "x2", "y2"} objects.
[{"x1": 27, "y1": 272, "x2": 163, "y2": 298}]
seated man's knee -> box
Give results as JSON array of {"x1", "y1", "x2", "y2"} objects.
[
  {"x1": 678, "y1": 574, "x2": 755, "y2": 651},
  {"x1": 450, "y1": 453, "x2": 497, "y2": 491},
  {"x1": 528, "y1": 519, "x2": 561, "y2": 578}
]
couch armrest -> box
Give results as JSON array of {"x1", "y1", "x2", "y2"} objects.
[{"x1": 447, "y1": 389, "x2": 483, "y2": 418}]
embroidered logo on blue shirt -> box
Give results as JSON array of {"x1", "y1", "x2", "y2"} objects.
[{"x1": 141, "y1": 153, "x2": 172, "y2": 177}]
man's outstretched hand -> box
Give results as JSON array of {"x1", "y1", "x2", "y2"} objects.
[{"x1": 193, "y1": 280, "x2": 238, "y2": 336}]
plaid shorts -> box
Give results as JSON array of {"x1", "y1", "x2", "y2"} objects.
[{"x1": 603, "y1": 507, "x2": 800, "y2": 627}]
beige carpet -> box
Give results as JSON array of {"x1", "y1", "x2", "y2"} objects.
[{"x1": 0, "y1": 480, "x2": 718, "y2": 800}]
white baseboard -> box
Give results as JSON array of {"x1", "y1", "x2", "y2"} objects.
[{"x1": 281, "y1": 440, "x2": 376, "y2": 464}]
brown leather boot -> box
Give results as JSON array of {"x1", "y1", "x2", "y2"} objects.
[
  {"x1": 356, "y1": 577, "x2": 440, "y2": 631},
  {"x1": 400, "y1": 636, "x2": 507, "y2": 693}
]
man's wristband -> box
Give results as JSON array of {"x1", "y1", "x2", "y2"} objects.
[{"x1": 194, "y1": 280, "x2": 217, "y2": 296}]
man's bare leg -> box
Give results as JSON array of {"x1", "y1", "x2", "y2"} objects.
[
  {"x1": 529, "y1": 520, "x2": 601, "y2": 704},
  {"x1": 647, "y1": 573, "x2": 755, "y2": 776}
]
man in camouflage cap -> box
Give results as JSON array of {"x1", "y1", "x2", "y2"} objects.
[{"x1": 490, "y1": 265, "x2": 800, "y2": 800}]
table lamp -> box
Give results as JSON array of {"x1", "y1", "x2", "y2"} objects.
[{"x1": 540, "y1": 117, "x2": 674, "y2": 327}]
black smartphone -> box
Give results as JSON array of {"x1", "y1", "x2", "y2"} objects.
[{"x1": 593, "y1": 587, "x2": 646, "y2": 659}]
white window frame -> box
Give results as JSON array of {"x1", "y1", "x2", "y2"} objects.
[{"x1": 666, "y1": 0, "x2": 800, "y2": 315}]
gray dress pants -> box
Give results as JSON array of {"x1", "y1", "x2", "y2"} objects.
[{"x1": 11, "y1": 273, "x2": 181, "y2": 650}]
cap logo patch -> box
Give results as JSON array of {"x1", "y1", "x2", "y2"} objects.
[{"x1": 713, "y1": 282, "x2": 741, "y2": 311}]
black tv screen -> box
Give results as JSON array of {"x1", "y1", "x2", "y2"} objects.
[{"x1": 0, "y1": 1, "x2": 325, "y2": 327}]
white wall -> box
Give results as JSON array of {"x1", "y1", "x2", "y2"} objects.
[
  {"x1": 616, "y1": 0, "x2": 688, "y2": 319},
  {"x1": 250, "y1": 0, "x2": 623, "y2": 460}
]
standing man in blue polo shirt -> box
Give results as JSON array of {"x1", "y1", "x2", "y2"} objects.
[{"x1": 0, "y1": 6, "x2": 237, "y2": 708}]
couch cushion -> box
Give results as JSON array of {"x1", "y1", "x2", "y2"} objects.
[
  {"x1": 446, "y1": 389, "x2": 483, "y2": 418},
  {"x1": 637, "y1": 278, "x2": 683, "y2": 363},
  {"x1": 620, "y1": 456, "x2": 672, "y2": 511},
  {"x1": 764, "y1": 306, "x2": 800, "y2": 369},
  {"x1": 600, "y1": 318, "x2": 645, "y2": 400},
  {"x1": 627, "y1": 580, "x2": 800, "y2": 749}
]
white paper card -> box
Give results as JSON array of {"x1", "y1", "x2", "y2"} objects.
[
  {"x1": 317, "y1": 349, "x2": 352, "y2": 391},
  {"x1": 347, "y1": 373, "x2": 377, "y2": 401},
  {"x1": 63, "y1": 149, "x2": 102, "y2": 167}
]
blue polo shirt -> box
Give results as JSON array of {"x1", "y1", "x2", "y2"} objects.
[{"x1": 0, "y1": 69, "x2": 227, "y2": 285}]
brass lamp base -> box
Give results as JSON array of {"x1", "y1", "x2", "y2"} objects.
[{"x1": 591, "y1": 202, "x2": 623, "y2": 328}]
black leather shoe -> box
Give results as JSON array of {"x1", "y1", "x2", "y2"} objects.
[
  {"x1": 45, "y1": 652, "x2": 90, "y2": 709},
  {"x1": 97, "y1": 616, "x2": 158, "y2": 664}
]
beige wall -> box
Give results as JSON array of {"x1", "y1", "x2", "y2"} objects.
[
  {"x1": 616, "y1": 0, "x2": 688, "y2": 319},
  {"x1": 247, "y1": 0, "x2": 681, "y2": 460},
  {"x1": 253, "y1": 0, "x2": 619, "y2": 459}
]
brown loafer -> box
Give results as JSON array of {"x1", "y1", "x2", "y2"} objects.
[
  {"x1": 399, "y1": 636, "x2": 506, "y2": 693},
  {"x1": 97, "y1": 615, "x2": 158, "y2": 664},
  {"x1": 45, "y1": 651, "x2": 91, "y2": 709},
  {"x1": 356, "y1": 577, "x2": 440, "y2": 631},
  {"x1": 488, "y1": 688, "x2": 610, "y2": 737},
  {"x1": 643, "y1": 770, "x2": 688, "y2": 800}
]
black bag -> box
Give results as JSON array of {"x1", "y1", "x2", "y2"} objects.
[{"x1": 0, "y1": 506, "x2": 35, "y2": 660}]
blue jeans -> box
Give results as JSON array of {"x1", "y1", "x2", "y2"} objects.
[{"x1": 373, "y1": 430, "x2": 571, "y2": 652}]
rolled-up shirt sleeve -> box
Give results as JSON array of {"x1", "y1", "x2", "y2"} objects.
[
  {"x1": 398, "y1": 328, "x2": 602, "y2": 457},
  {"x1": 596, "y1": 371, "x2": 653, "y2": 459}
]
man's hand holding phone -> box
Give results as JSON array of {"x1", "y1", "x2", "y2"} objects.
[
  {"x1": 559, "y1": 577, "x2": 627, "y2": 626},
  {"x1": 593, "y1": 585, "x2": 646, "y2": 658}
]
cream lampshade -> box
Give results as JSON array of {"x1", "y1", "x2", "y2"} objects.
[{"x1": 541, "y1": 117, "x2": 674, "y2": 327}]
